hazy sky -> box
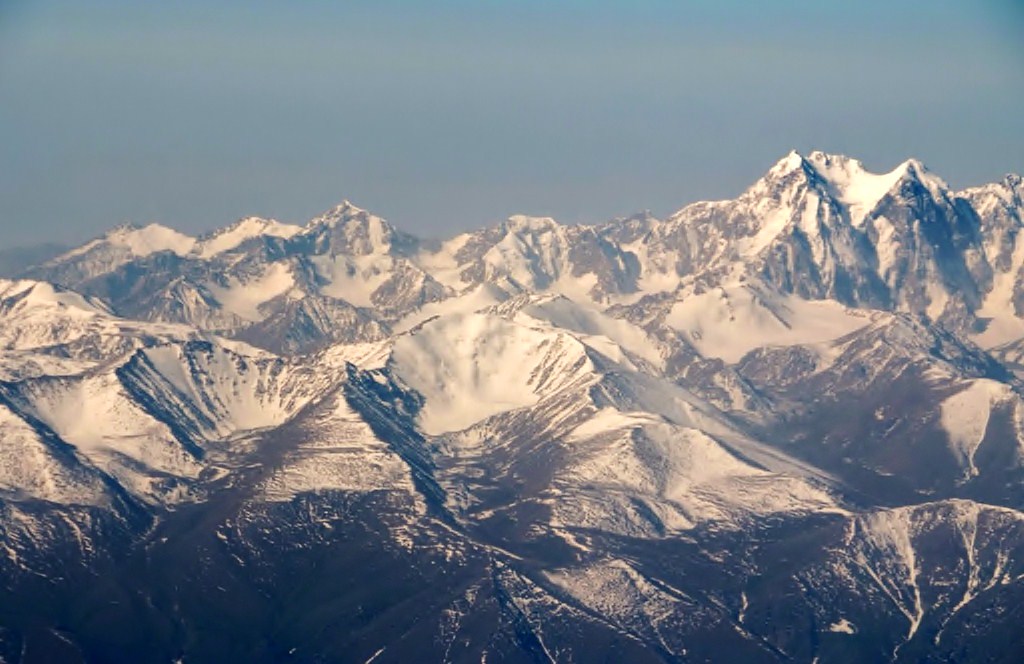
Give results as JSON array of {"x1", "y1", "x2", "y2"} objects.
[{"x1": 1, "y1": 1, "x2": 1023, "y2": 246}]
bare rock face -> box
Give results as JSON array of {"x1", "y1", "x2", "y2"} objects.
[{"x1": 7, "y1": 152, "x2": 1024, "y2": 662}]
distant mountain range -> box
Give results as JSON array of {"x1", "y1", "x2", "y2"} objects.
[{"x1": 2, "y1": 151, "x2": 1024, "y2": 662}]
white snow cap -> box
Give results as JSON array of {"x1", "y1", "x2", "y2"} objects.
[
  {"x1": 306, "y1": 200, "x2": 371, "y2": 227},
  {"x1": 768, "y1": 149, "x2": 807, "y2": 177},
  {"x1": 768, "y1": 150, "x2": 948, "y2": 226},
  {"x1": 196, "y1": 217, "x2": 301, "y2": 257},
  {"x1": 503, "y1": 215, "x2": 561, "y2": 233},
  {"x1": 106, "y1": 222, "x2": 197, "y2": 256}
]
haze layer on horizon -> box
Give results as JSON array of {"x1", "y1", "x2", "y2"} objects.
[{"x1": 1, "y1": 0, "x2": 1022, "y2": 246}]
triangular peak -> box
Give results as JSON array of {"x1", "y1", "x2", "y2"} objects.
[
  {"x1": 767, "y1": 149, "x2": 807, "y2": 178},
  {"x1": 307, "y1": 199, "x2": 369, "y2": 225},
  {"x1": 301, "y1": 200, "x2": 415, "y2": 256}
]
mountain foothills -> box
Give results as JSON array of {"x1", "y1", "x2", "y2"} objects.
[{"x1": 2, "y1": 151, "x2": 1024, "y2": 662}]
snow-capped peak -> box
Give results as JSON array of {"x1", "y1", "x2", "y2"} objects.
[
  {"x1": 51, "y1": 222, "x2": 197, "y2": 264},
  {"x1": 746, "y1": 151, "x2": 953, "y2": 227},
  {"x1": 892, "y1": 157, "x2": 951, "y2": 203},
  {"x1": 742, "y1": 150, "x2": 816, "y2": 201},
  {"x1": 960, "y1": 173, "x2": 1023, "y2": 205},
  {"x1": 301, "y1": 201, "x2": 414, "y2": 257},
  {"x1": 805, "y1": 150, "x2": 867, "y2": 172},
  {"x1": 803, "y1": 151, "x2": 909, "y2": 226},
  {"x1": 195, "y1": 217, "x2": 302, "y2": 258},
  {"x1": 306, "y1": 200, "x2": 369, "y2": 227},
  {"x1": 502, "y1": 214, "x2": 563, "y2": 234},
  {"x1": 0, "y1": 279, "x2": 112, "y2": 317},
  {"x1": 767, "y1": 149, "x2": 807, "y2": 177},
  {"x1": 101, "y1": 222, "x2": 196, "y2": 257},
  {"x1": 761, "y1": 151, "x2": 952, "y2": 226}
]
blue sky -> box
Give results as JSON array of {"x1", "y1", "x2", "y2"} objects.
[{"x1": 1, "y1": 0, "x2": 1022, "y2": 245}]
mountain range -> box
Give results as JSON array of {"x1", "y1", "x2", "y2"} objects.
[{"x1": 2, "y1": 151, "x2": 1024, "y2": 662}]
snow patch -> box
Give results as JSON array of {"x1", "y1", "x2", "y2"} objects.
[
  {"x1": 827, "y1": 618, "x2": 856, "y2": 634},
  {"x1": 59, "y1": 224, "x2": 196, "y2": 261},
  {"x1": 389, "y1": 313, "x2": 592, "y2": 435},
  {"x1": 973, "y1": 226, "x2": 1024, "y2": 348},
  {"x1": 313, "y1": 254, "x2": 394, "y2": 307},
  {"x1": 939, "y1": 380, "x2": 1011, "y2": 477},
  {"x1": 665, "y1": 285, "x2": 871, "y2": 363},
  {"x1": 393, "y1": 283, "x2": 509, "y2": 334},
  {"x1": 805, "y1": 152, "x2": 907, "y2": 227},
  {"x1": 206, "y1": 263, "x2": 295, "y2": 321},
  {"x1": 515, "y1": 295, "x2": 664, "y2": 369}
]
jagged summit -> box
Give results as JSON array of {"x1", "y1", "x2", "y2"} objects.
[
  {"x1": 306, "y1": 199, "x2": 369, "y2": 226},
  {"x1": 806, "y1": 152, "x2": 919, "y2": 225},
  {"x1": 7, "y1": 152, "x2": 1024, "y2": 661},
  {"x1": 19, "y1": 152, "x2": 1024, "y2": 356},
  {"x1": 302, "y1": 200, "x2": 416, "y2": 256},
  {"x1": 764, "y1": 148, "x2": 806, "y2": 177},
  {"x1": 962, "y1": 171, "x2": 1024, "y2": 208},
  {"x1": 501, "y1": 214, "x2": 562, "y2": 233},
  {"x1": 751, "y1": 150, "x2": 949, "y2": 227}
]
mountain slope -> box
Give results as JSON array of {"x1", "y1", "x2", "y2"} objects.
[{"x1": 5, "y1": 150, "x2": 1024, "y2": 662}]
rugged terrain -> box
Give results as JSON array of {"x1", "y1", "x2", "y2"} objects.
[{"x1": 2, "y1": 151, "x2": 1024, "y2": 662}]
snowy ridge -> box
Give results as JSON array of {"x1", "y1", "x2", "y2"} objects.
[
  {"x1": 0, "y1": 337, "x2": 339, "y2": 505},
  {"x1": 389, "y1": 312, "x2": 595, "y2": 435},
  {"x1": 54, "y1": 223, "x2": 197, "y2": 263},
  {"x1": 0, "y1": 279, "x2": 111, "y2": 318},
  {"x1": 384, "y1": 306, "x2": 844, "y2": 535},
  {"x1": 24, "y1": 150, "x2": 1024, "y2": 358},
  {"x1": 664, "y1": 283, "x2": 873, "y2": 363},
  {"x1": 0, "y1": 278, "x2": 212, "y2": 380},
  {"x1": 0, "y1": 400, "x2": 111, "y2": 505},
  {"x1": 5, "y1": 151, "x2": 1024, "y2": 660},
  {"x1": 555, "y1": 415, "x2": 839, "y2": 534},
  {"x1": 258, "y1": 386, "x2": 416, "y2": 502},
  {"x1": 195, "y1": 217, "x2": 302, "y2": 258},
  {"x1": 125, "y1": 341, "x2": 331, "y2": 439},
  {"x1": 2, "y1": 368, "x2": 205, "y2": 504}
]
